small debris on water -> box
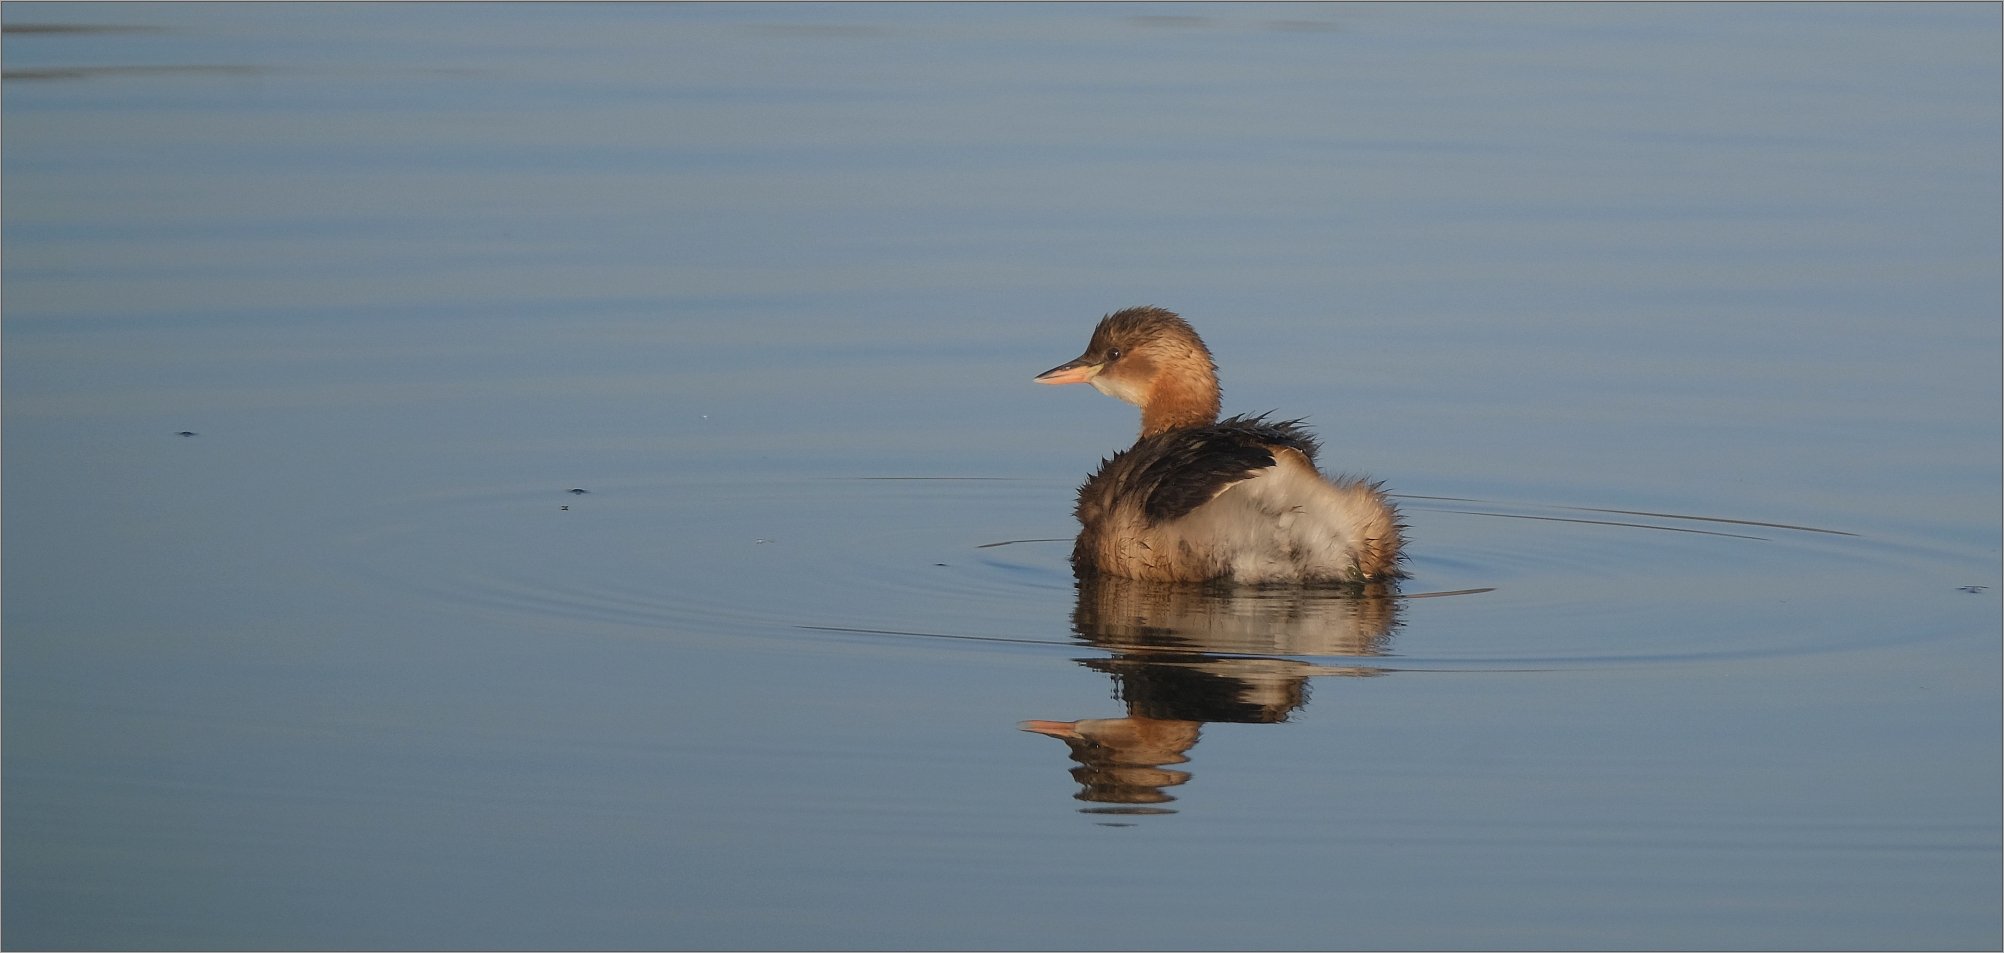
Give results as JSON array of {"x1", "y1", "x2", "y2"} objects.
[
  {"x1": 560, "y1": 505, "x2": 569, "y2": 511},
  {"x1": 1959, "y1": 585, "x2": 1988, "y2": 593},
  {"x1": 755, "y1": 538, "x2": 771, "y2": 544},
  {"x1": 176, "y1": 431, "x2": 197, "y2": 437},
  {"x1": 568, "y1": 488, "x2": 588, "y2": 495}
]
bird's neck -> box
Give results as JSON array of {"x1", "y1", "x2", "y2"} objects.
[{"x1": 1139, "y1": 372, "x2": 1220, "y2": 438}]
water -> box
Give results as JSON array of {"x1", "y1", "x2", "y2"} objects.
[{"x1": 4, "y1": 3, "x2": 1998, "y2": 950}]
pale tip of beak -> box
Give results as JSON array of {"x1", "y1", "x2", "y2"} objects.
[
  {"x1": 1034, "y1": 364, "x2": 1098, "y2": 386},
  {"x1": 1020, "y1": 719, "x2": 1082, "y2": 738}
]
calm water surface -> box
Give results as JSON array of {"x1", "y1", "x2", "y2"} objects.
[{"x1": 4, "y1": 3, "x2": 1999, "y2": 950}]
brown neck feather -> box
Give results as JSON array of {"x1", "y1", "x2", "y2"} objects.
[{"x1": 1139, "y1": 372, "x2": 1221, "y2": 438}]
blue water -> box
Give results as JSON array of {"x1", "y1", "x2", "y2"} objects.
[{"x1": 5, "y1": 4, "x2": 1999, "y2": 950}]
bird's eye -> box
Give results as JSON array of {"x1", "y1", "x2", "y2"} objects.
[{"x1": 1106, "y1": 347, "x2": 1122, "y2": 361}]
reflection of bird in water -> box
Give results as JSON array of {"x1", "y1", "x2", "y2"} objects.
[
  {"x1": 1023, "y1": 575, "x2": 1401, "y2": 811},
  {"x1": 1020, "y1": 717, "x2": 1197, "y2": 807},
  {"x1": 1036, "y1": 307, "x2": 1404, "y2": 585},
  {"x1": 1072, "y1": 572, "x2": 1400, "y2": 660}
]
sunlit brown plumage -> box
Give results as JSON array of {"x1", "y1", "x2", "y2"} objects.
[{"x1": 1036, "y1": 307, "x2": 1404, "y2": 585}]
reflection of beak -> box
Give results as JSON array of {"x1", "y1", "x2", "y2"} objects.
[
  {"x1": 1019, "y1": 719, "x2": 1082, "y2": 738},
  {"x1": 1034, "y1": 357, "x2": 1099, "y2": 385}
]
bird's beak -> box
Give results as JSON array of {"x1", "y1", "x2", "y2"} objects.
[
  {"x1": 1019, "y1": 719, "x2": 1083, "y2": 738},
  {"x1": 1034, "y1": 356, "x2": 1099, "y2": 385}
]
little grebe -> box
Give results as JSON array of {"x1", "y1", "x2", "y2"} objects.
[{"x1": 1036, "y1": 307, "x2": 1404, "y2": 585}]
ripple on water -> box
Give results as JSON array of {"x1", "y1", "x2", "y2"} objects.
[{"x1": 331, "y1": 475, "x2": 1974, "y2": 671}]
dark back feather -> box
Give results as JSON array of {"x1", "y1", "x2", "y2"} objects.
[{"x1": 1084, "y1": 414, "x2": 1321, "y2": 527}]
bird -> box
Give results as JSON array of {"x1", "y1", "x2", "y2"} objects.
[{"x1": 1035, "y1": 306, "x2": 1403, "y2": 586}]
